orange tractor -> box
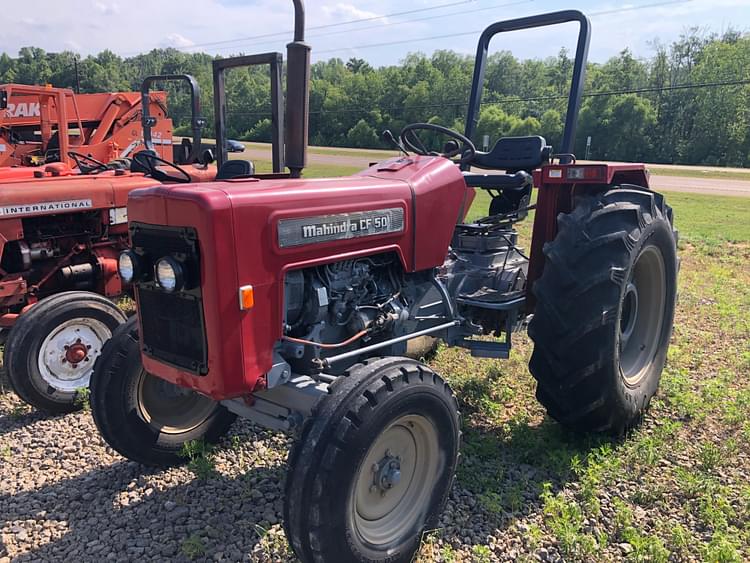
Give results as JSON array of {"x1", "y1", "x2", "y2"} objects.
[
  {"x1": 0, "y1": 83, "x2": 173, "y2": 171},
  {"x1": 0, "y1": 74, "x2": 225, "y2": 412}
]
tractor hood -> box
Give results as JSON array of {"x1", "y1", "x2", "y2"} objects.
[
  {"x1": 127, "y1": 156, "x2": 470, "y2": 399},
  {"x1": 0, "y1": 172, "x2": 160, "y2": 217}
]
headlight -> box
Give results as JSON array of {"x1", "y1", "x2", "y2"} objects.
[
  {"x1": 118, "y1": 250, "x2": 139, "y2": 284},
  {"x1": 155, "y1": 256, "x2": 184, "y2": 292}
]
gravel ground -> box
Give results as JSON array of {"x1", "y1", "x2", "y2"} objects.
[
  {"x1": 1, "y1": 241, "x2": 749, "y2": 562},
  {"x1": 0, "y1": 383, "x2": 577, "y2": 563}
]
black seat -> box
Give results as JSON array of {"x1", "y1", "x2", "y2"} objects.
[
  {"x1": 172, "y1": 139, "x2": 193, "y2": 165},
  {"x1": 216, "y1": 159, "x2": 255, "y2": 180},
  {"x1": 462, "y1": 135, "x2": 550, "y2": 193},
  {"x1": 472, "y1": 135, "x2": 551, "y2": 172},
  {"x1": 131, "y1": 150, "x2": 157, "y2": 174}
]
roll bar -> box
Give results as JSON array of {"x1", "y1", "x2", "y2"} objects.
[
  {"x1": 463, "y1": 10, "x2": 591, "y2": 167},
  {"x1": 140, "y1": 74, "x2": 205, "y2": 163},
  {"x1": 213, "y1": 53, "x2": 285, "y2": 172},
  {"x1": 212, "y1": 0, "x2": 309, "y2": 177}
]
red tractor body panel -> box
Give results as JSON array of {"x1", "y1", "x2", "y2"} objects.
[
  {"x1": 129, "y1": 156, "x2": 466, "y2": 399},
  {"x1": 527, "y1": 162, "x2": 652, "y2": 308},
  {"x1": 0, "y1": 171, "x2": 161, "y2": 321}
]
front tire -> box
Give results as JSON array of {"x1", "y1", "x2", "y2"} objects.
[
  {"x1": 284, "y1": 357, "x2": 461, "y2": 563},
  {"x1": 4, "y1": 291, "x2": 127, "y2": 413},
  {"x1": 90, "y1": 316, "x2": 236, "y2": 466},
  {"x1": 528, "y1": 187, "x2": 678, "y2": 434}
]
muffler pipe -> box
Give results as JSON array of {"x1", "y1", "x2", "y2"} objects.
[{"x1": 286, "y1": 0, "x2": 310, "y2": 178}]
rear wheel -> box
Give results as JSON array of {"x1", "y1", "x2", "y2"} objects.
[
  {"x1": 284, "y1": 357, "x2": 461, "y2": 563},
  {"x1": 90, "y1": 316, "x2": 236, "y2": 466},
  {"x1": 4, "y1": 291, "x2": 126, "y2": 413},
  {"x1": 528, "y1": 187, "x2": 678, "y2": 434}
]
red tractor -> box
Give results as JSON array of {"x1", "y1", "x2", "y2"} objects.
[
  {"x1": 0, "y1": 74, "x2": 221, "y2": 413},
  {"x1": 91, "y1": 6, "x2": 678, "y2": 562}
]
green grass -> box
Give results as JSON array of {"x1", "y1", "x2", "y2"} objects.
[
  {"x1": 649, "y1": 166, "x2": 750, "y2": 182},
  {"x1": 418, "y1": 185, "x2": 750, "y2": 560},
  {"x1": 243, "y1": 141, "x2": 398, "y2": 160},
  {"x1": 180, "y1": 534, "x2": 205, "y2": 560},
  {"x1": 180, "y1": 439, "x2": 217, "y2": 480},
  {"x1": 230, "y1": 156, "x2": 362, "y2": 178},
  {"x1": 239, "y1": 141, "x2": 750, "y2": 181},
  {"x1": 664, "y1": 191, "x2": 750, "y2": 245}
]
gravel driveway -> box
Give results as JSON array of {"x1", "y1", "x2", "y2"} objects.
[{"x1": 2, "y1": 243, "x2": 749, "y2": 562}]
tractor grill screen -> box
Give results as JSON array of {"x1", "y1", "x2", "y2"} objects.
[
  {"x1": 131, "y1": 223, "x2": 208, "y2": 375},
  {"x1": 138, "y1": 288, "x2": 207, "y2": 374}
]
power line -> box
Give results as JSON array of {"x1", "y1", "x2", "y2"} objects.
[
  {"x1": 312, "y1": 0, "x2": 694, "y2": 56},
  {"x1": 203, "y1": 0, "x2": 536, "y2": 54},
  {"x1": 153, "y1": 0, "x2": 481, "y2": 54},
  {"x1": 132, "y1": 0, "x2": 692, "y2": 57},
  {"x1": 175, "y1": 77, "x2": 748, "y2": 120}
]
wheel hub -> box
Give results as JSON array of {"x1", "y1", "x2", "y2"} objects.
[
  {"x1": 38, "y1": 318, "x2": 111, "y2": 392},
  {"x1": 619, "y1": 245, "x2": 667, "y2": 385},
  {"x1": 351, "y1": 414, "x2": 440, "y2": 546},
  {"x1": 64, "y1": 341, "x2": 89, "y2": 365},
  {"x1": 136, "y1": 371, "x2": 217, "y2": 434},
  {"x1": 371, "y1": 450, "x2": 402, "y2": 495},
  {"x1": 620, "y1": 282, "x2": 639, "y2": 347}
]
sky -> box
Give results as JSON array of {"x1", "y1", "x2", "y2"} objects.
[{"x1": 2, "y1": 0, "x2": 749, "y2": 65}]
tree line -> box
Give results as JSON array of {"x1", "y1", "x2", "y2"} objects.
[{"x1": 1, "y1": 28, "x2": 748, "y2": 166}]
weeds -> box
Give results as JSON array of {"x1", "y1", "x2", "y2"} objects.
[
  {"x1": 180, "y1": 534, "x2": 205, "y2": 560},
  {"x1": 180, "y1": 439, "x2": 217, "y2": 480},
  {"x1": 540, "y1": 483, "x2": 599, "y2": 559},
  {"x1": 74, "y1": 387, "x2": 90, "y2": 411}
]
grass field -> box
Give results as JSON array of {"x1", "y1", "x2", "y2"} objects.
[
  {"x1": 415, "y1": 189, "x2": 750, "y2": 561},
  {"x1": 236, "y1": 141, "x2": 750, "y2": 183},
  {"x1": 229, "y1": 157, "x2": 750, "y2": 559},
  {"x1": 0, "y1": 167, "x2": 747, "y2": 560},
  {"x1": 649, "y1": 166, "x2": 750, "y2": 182}
]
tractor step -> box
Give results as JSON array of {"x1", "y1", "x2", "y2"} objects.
[{"x1": 454, "y1": 295, "x2": 524, "y2": 358}]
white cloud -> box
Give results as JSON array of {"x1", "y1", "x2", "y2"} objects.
[
  {"x1": 322, "y1": 3, "x2": 385, "y2": 22},
  {"x1": 161, "y1": 33, "x2": 195, "y2": 48},
  {"x1": 93, "y1": 1, "x2": 120, "y2": 15}
]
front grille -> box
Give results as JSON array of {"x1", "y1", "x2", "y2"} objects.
[
  {"x1": 131, "y1": 222, "x2": 207, "y2": 375},
  {"x1": 138, "y1": 287, "x2": 207, "y2": 373}
]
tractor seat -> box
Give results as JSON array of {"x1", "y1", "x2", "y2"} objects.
[
  {"x1": 216, "y1": 159, "x2": 255, "y2": 180},
  {"x1": 471, "y1": 135, "x2": 551, "y2": 172},
  {"x1": 462, "y1": 135, "x2": 550, "y2": 191}
]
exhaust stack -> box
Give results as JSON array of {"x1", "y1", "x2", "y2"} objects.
[{"x1": 286, "y1": 0, "x2": 310, "y2": 178}]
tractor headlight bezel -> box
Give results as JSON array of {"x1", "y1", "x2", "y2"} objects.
[
  {"x1": 155, "y1": 256, "x2": 184, "y2": 293},
  {"x1": 118, "y1": 250, "x2": 140, "y2": 284}
]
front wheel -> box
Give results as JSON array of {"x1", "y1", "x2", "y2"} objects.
[
  {"x1": 4, "y1": 291, "x2": 127, "y2": 413},
  {"x1": 284, "y1": 357, "x2": 461, "y2": 563},
  {"x1": 528, "y1": 187, "x2": 678, "y2": 434},
  {"x1": 90, "y1": 316, "x2": 236, "y2": 466}
]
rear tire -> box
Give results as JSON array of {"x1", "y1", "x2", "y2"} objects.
[
  {"x1": 90, "y1": 316, "x2": 236, "y2": 466},
  {"x1": 284, "y1": 357, "x2": 461, "y2": 563},
  {"x1": 528, "y1": 187, "x2": 678, "y2": 434},
  {"x1": 4, "y1": 291, "x2": 126, "y2": 413}
]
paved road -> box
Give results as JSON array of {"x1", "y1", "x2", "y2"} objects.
[
  {"x1": 647, "y1": 175, "x2": 750, "y2": 197},
  {"x1": 241, "y1": 147, "x2": 750, "y2": 197}
]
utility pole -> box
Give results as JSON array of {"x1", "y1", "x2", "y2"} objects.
[{"x1": 73, "y1": 55, "x2": 81, "y2": 94}]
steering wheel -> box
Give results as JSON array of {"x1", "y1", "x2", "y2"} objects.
[
  {"x1": 399, "y1": 123, "x2": 476, "y2": 165},
  {"x1": 132, "y1": 151, "x2": 192, "y2": 184},
  {"x1": 67, "y1": 151, "x2": 108, "y2": 174}
]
